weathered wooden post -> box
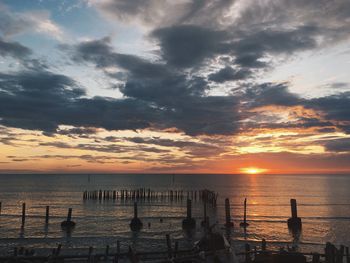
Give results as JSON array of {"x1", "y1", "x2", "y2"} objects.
[
  {"x1": 225, "y1": 198, "x2": 234, "y2": 227},
  {"x1": 45, "y1": 206, "x2": 50, "y2": 225},
  {"x1": 55, "y1": 244, "x2": 62, "y2": 256},
  {"x1": 166, "y1": 234, "x2": 172, "y2": 258},
  {"x1": 261, "y1": 239, "x2": 266, "y2": 251},
  {"x1": 88, "y1": 246, "x2": 93, "y2": 262},
  {"x1": 105, "y1": 245, "x2": 109, "y2": 261},
  {"x1": 115, "y1": 240, "x2": 121, "y2": 263},
  {"x1": 130, "y1": 202, "x2": 143, "y2": 231},
  {"x1": 61, "y1": 208, "x2": 76, "y2": 229},
  {"x1": 245, "y1": 243, "x2": 252, "y2": 263},
  {"x1": 182, "y1": 199, "x2": 196, "y2": 229},
  {"x1": 240, "y1": 198, "x2": 249, "y2": 227},
  {"x1": 287, "y1": 199, "x2": 302, "y2": 230},
  {"x1": 346, "y1": 246, "x2": 349, "y2": 263},
  {"x1": 337, "y1": 245, "x2": 345, "y2": 263},
  {"x1": 312, "y1": 253, "x2": 320, "y2": 263},
  {"x1": 21, "y1": 203, "x2": 26, "y2": 227},
  {"x1": 174, "y1": 241, "x2": 179, "y2": 258},
  {"x1": 0, "y1": 201, "x2": 2, "y2": 215},
  {"x1": 201, "y1": 201, "x2": 208, "y2": 227}
]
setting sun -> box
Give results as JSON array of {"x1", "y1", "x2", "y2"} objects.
[{"x1": 240, "y1": 167, "x2": 268, "y2": 174}]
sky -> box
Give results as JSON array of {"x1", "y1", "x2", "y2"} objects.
[{"x1": 1, "y1": 0, "x2": 350, "y2": 174}]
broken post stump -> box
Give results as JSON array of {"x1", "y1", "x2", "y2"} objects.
[
  {"x1": 287, "y1": 199, "x2": 302, "y2": 230},
  {"x1": 130, "y1": 202, "x2": 143, "y2": 231},
  {"x1": 182, "y1": 199, "x2": 196, "y2": 229},
  {"x1": 225, "y1": 198, "x2": 234, "y2": 227},
  {"x1": 240, "y1": 198, "x2": 249, "y2": 228},
  {"x1": 61, "y1": 208, "x2": 76, "y2": 229}
]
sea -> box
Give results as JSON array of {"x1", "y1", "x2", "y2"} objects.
[{"x1": 0, "y1": 173, "x2": 349, "y2": 256}]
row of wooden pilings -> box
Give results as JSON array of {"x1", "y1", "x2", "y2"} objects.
[
  {"x1": 83, "y1": 188, "x2": 218, "y2": 206},
  {"x1": 4, "y1": 237, "x2": 350, "y2": 263},
  {"x1": 0, "y1": 197, "x2": 300, "y2": 232},
  {"x1": 241, "y1": 239, "x2": 350, "y2": 263},
  {"x1": 4, "y1": 235, "x2": 193, "y2": 263},
  {"x1": 0, "y1": 203, "x2": 74, "y2": 229},
  {"x1": 0, "y1": 197, "x2": 239, "y2": 231}
]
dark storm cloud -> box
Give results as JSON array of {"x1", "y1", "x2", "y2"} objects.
[
  {"x1": 2, "y1": 0, "x2": 350, "y2": 143},
  {"x1": 0, "y1": 37, "x2": 32, "y2": 58},
  {"x1": 71, "y1": 37, "x2": 241, "y2": 136},
  {"x1": 151, "y1": 25, "x2": 229, "y2": 68},
  {"x1": 124, "y1": 136, "x2": 224, "y2": 157},
  {"x1": 57, "y1": 127, "x2": 98, "y2": 136},
  {"x1": 71, "y1": 37, "x2": 169, "y2": 79},
  {"x1": 208, "y1": 66, "x2": 251, "y2": 83},
  {"x1": 0, "y1": 69, "x2": 162, "y2": 134},
  {"x1": 40, "y1": 141, "x2": 170, "y2": 154},
  {"x1": 150, "y1": 24, "x2": 320, "y2": 70},
  {"x1": 324, "y1": 138, "x2": 350, "y2": 152},
  {"x1": 305, "y1": 92, "x2": 350, "y2": 134},
  {"x1": 244, "y1": 82, "x2": 301, "y2": 107},
  {"x1": 125, "y1": 137, "x2": 210, "y2": 148}
]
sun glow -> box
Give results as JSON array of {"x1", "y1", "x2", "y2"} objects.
[{"x1": 240, "y1": 167, "x2": 267, "y2": 174}]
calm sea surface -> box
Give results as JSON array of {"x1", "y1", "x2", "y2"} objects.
[{"x1": 0, "y1": 173, "x2": 349, "y2": 255}]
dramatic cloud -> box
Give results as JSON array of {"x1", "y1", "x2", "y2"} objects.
[
  {"x1": 0, "y1": 37, "x2": 32, "y2": 58},
  {"x1": 0, "y1": 4, "x2": 63, "y2": 38},
  {"x1": 208, "y1": 66, "x2": 251, "y2": 83},
  {"x1": 152, "y1": 25, "x2": 229, "y2": 68},
  {"x1": 2, "y1": 0, "x2": 350, "y2": 172},
  {"x1": 89, "y1": 0, "x2": 235, "y2": 27},
  {"x1": 0, "y1": 70, "x2": 159, "y2": 133},
  {"x1": 306, "y1": 92, "x2": 350, "y2": 133},
  {"x1": 70, "y1": 37, "x2": 241, "y2": 135},
  {"x1": 324, "y1": 138, "x2": 350, "y2": 152}
]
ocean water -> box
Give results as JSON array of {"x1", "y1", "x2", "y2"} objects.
[{"x1": 0, "y1": 173, "x2": 349, "y2": 255}]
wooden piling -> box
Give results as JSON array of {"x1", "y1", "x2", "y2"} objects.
[
  {"x1": 105, "y1": 245, "x2": 109, "y2": 261},
  {"x1": 245, "y1": 243, "x2": 251, "y2": 263},
  {"x1": 130, "y1": 202, "x2": 143, "y2": 231},
  {"x1": 88, "y1": 246, "x2": 93, "y2": 262},
  {"x1": 21, "y1": 203, "x2": 26, "y2": 227},
  {"x1": 166, "y1": 234, "x2": 172, "y2": 258},
  {"x1": 240, "y1": 198, "x2": 249, "y2": 228},
  {"x1": 45, "y1": 206, "x2": 49, "y2": 224},
  {"x1": 337, "y1": 245, "x2": 345, "y2": 263},
  {"x1": 291, "y1": 198, "x2": 297, "y2": 218},
  {"x1": 187, "y1": 199, "x2": 192, "y2": 219},
  {"x1": 117, "y1": 240, "x2": 120, "y2": 254},
  {"x1": 287, "y1": 198, "x2": 302, "y2": 230},
  {"x1": 225, "y1": 198, "x2": 234, "y2": 227},
  {"x1": 312, "y1": 253, "x2": 320, "y2": 263},
  {"x1": 67, "y1": 208, "x2": 72, "y2": 222},
  {"x1": 201, "y1": 201, "x2": 208, "y2": 227},
  {"x1": 56, "y1": 244, "x2": 61, "y2": 256},
  {"x1": 61, "y1": 208, "x2": 75, "y2": 228},
  {"x1": 182, "y1": 199, "x2": 196, "y2": 229},
  {"x1": 261, "y1": 239, "x2": 266, "y2": 251}
]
